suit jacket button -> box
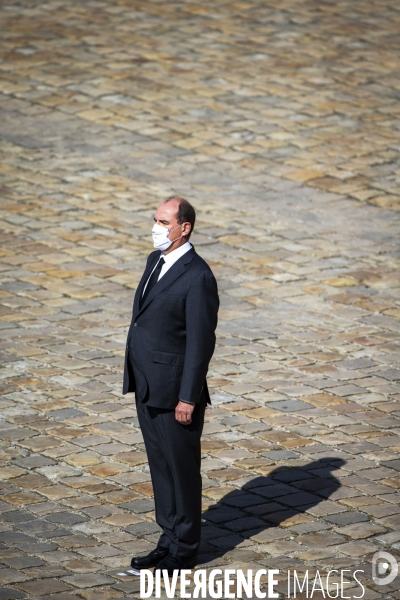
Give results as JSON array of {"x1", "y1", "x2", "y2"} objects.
[{"x1": 134, "y1": 323, "x2": 137, "y2": 327}]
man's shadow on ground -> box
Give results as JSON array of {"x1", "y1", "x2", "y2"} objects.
[{"x1": 199, "y1": 457, "x2": 345, "y2": 562}]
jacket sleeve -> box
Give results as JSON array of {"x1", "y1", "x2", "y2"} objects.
[{"x1": 179, "y1": 269, "x2": 219, "y2": 403}]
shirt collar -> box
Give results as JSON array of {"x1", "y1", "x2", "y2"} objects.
[{"x1": 161, "y1": 241, "x2": 192, "y2": 265}]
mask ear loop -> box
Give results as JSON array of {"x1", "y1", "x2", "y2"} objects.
[
  {"x1": 167, "y1": 224, "x2": 181, "y2": 235},
  {"x1": 169, "y1": 234, "x2": 183, "y2": 245},
  {"x1": 167, "y1": 224, "x2": 184, "y2": 245}
]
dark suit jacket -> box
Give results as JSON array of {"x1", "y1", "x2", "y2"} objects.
[{"x1": 123, "y1": 246, "x2": 219, "y2": 409}]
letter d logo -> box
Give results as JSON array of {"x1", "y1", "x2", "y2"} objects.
[{"x1": 372, "y1": 551, "x2": 398, "y2": 586}]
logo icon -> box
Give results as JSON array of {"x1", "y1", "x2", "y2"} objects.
[{"x1": 372, "y1": 551, "x2": 398, "y2": 586}]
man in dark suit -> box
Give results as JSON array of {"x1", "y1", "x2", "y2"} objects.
[{"x1": 123, "y1": 196, "x2": 219, "y2": 574}]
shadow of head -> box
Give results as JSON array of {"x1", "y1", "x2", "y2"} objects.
[{"x1": 201, "y1": 457, "x2": 346, "y2": 560}]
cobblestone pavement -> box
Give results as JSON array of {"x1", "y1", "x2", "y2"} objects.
[{"x1": 1, "y1": 0, "x2": 400, "y2": 598}]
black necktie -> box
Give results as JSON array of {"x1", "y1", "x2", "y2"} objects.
[{"x1": 140, "y1": 257, "x2": 165, "y2": 308}]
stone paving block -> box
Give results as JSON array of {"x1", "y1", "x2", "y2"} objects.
[
  {"x1": 326, "y1": 512, "x2": 369, "y2": 526},
  {"x1": 15, "y1": 580, "x2": 72, "y2": 596},
  {"x1": 0, "y1": 589, "x2": 26, "y2": 600},
  {"x1": 100, "y1": 514, "x2": 143, "y2": 527},
  {"x1": 62, "y1": 574, "x2": 114, "y2": 588},
  {"x1": 338, "y1": 541, "x2": 379, "y2": 557},
  {"x1": 124, "y1": 522, "x2": 161, "y2": 537},
  {"x1": 336, "y1": 522, "x2": 386, "y2": 539},
  {"x1": 54, "y1": 535, "x2": 98, "y2": 549},
  {"x1": 45, "y1": 512, "x2": 88, "y2": 526},
  {"x1": 0, "y1": 570, "x2": 30, "y2": 585},
  {"x1": 120, "y1": 499, "x2": 154, "y2": 514},
  {"x1": 1, "y1": 558, "x2": 43, "y2": 571},
  {"x1": 40, "y1": 595, "x2": 82, "y2": 600},
  {"x1": 2, "y1": 492, "x2": 44, "y2": 507}
]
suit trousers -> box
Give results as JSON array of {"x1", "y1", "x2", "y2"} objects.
[{"x1": 136, "y1": 400, "x2": 205, "y2": 558}]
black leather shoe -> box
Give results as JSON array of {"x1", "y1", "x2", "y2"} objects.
[
  {"x1": 131, "y1": 546, "x2": 169, "y2": 569},
  {"x1": 154, "y1": 553, "x2": 197, "y2": 576}
]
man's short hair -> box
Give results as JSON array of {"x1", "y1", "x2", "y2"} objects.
[{"x1": 165, "y1": 196, "x2": 196, "y2": 238}]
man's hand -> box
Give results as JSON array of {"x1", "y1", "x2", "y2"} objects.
[{"x1": 175, "y1": 400, "x2": 195, "y2": 424}]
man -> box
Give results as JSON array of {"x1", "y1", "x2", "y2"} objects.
[{"x1": 123, "y1": 196, "x2": 219, "y2": 575}]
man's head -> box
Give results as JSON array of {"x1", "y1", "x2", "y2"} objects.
[{"x1": 153, "y1": 196, "x2": 196, "y2": 254}]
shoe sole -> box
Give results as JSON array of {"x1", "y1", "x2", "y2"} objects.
[{"x1": 131, "y1": 557, "x2": 169, "y2": 570}]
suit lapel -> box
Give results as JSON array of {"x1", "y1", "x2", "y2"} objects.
[
  {"x1": 133, "y1": 254, "x2": 161, "y2": 317},
  {"x1": 136, "y1": 248, "x2": 195, "y2": 316}
]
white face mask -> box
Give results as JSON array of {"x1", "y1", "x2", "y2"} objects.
[{"x1": 152, "y1": 223, "x2": 182, "y2": 251}]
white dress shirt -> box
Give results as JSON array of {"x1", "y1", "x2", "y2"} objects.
[{"x1": 142, "y1": 241, "x2": 192, "y2": 296}]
